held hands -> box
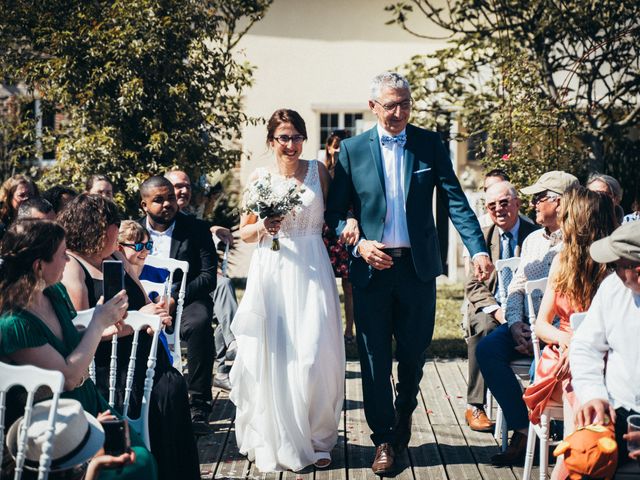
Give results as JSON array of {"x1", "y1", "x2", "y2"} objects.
[
  {"x1": 339, "y1": 218, "x2": 360, "y2": 246},
  {"x1": 473, "y1": 255, "x2": 494, "y2": 281},
  {"x1": 263, "y1": 216, "x2": 283, "y2": 237},
  {"x1": 94, "y1": 291, "x2": 129, "y2": 335},
  {"x1": 211, "y1": 225, "x2": 234, "y2": 247},
  {"x1": 358, "y1": 240, "x2": 393, "y2": 270},
  {"x1": 575, "y1": 398, "x2": 616, "y2": 428},
  {"x1": 510, "y1": 321, "x2": 533, "y2": 356},
  {"x1": 140, "y1": 302, "x2": 173, "y2": 334}
]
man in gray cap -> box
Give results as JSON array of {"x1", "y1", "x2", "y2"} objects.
[
  {"x1": 571, "y1": 221, "x2": 640, "y2": 474},
  {"x1": 477, "y1": 170, "x2": 578, "y2": 466}
]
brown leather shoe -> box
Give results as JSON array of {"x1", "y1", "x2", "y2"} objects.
[
  {"x1": 490, "y1": 431, "x2": 528, "y2": 466},
  {"x1": 372, "y1": 443, "x2": 395, "y2": 474},
  {"x1": 465, "y1": 406, "x2": 493, "y2": 432}
]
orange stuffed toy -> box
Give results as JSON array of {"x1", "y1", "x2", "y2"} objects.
[{"x1": 553, "y1": 423, "x2": 618, "y2": 480}]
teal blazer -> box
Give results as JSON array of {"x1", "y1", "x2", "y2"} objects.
[{"x1": 325, "y1": 123, "x2": 486, "y2": 288}]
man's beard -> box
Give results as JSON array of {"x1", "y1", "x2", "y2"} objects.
[{"x1": 147, "y1": 209, "x2": 176, "y2": 226}]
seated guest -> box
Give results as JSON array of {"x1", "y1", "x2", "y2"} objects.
[
  {"x1": 570, "y1": 221, "x2": 640, "y2": 476},
  {"x1": 586, "y1": 172, "x2": 624, "y2": 224},
  {"x1": 0, "y1": 219, "x2": 157, "y2": 480},
  {"x1": 477, "y1": 170, "x2": 578, "y2": 466},
  {"x1": 623, "y1": 195, "x2": 640, "y2": 224},
  {"x1": 41, "y1": 185, "x2": 77, "y2": 214},
  {"x1": 3, "y1": 399, "x2": 135, "y2": 480},
  {"x1": 16, "y1": 197, "x2": 56, "y2": 221},
  {"x1": 86, "y1": 174, "x2": 114, "y2": 200},
  {"x1": 57, "y1": 194, "x2": 199, "y2": 480},
  {"x1": 0, "y1": 174, "x2": 39, "y2": 236},
  {"x1": 164, "y1": 170, "x2": 236, "y2": 389},
  {"x1": 478, "y1": 169, "x2": 511, "y2": 228},
  {"x1": 524, "y1": 186, "x2": 616, "y2": 478},
  {"x1": 465, "y1": 181, "x2": 539, "y2": 431},
  {"x1": 138, "y1": 176, "x2": 218, "y2": 432}
]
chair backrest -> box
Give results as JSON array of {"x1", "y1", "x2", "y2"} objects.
[
  {"x1": 119, "y1": 311, "x2": 162, "y2": 449},
  {"x1": 525, "y1": 277, "x2": 549, "y2": 365},
  {"x1": 569, "y1": 312, "x2": 587, "y2": 331},
  {"x1": 140, "y1": 256, "x2": 189, "y2": 371},
  {"x1": 0, "y1": 362, "x2": 65, "y2": 480},
  {"x1": 495, "y1": 257, "x2": 521, "y2": 305},
  {"x1": 71, "y1": 309, "x2": 97, "y2": 384}
]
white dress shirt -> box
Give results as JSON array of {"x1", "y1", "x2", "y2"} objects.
[
  {"x1": 148, "y1": 221, "x2": 175, "y2": 259},
  {"x1": 378, "y1": 125, "x2": 411, "y2": 248},
  {"x1": 570, "y1": 273, "x2": 640, "y2": 412}
]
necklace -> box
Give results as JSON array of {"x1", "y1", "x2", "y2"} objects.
[{"x1": 279, "y1": 161, "x2": 302, "y2": 179}]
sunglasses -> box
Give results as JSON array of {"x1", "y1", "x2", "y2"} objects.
[
  {"x1": 486, "y1": 197, "x2": 512, "y2": 212},
  {"x1": 120, "y1": 241, "x2": 154, "y2": 252}
]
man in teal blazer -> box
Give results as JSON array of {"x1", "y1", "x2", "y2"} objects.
[{"x1": 326, "y1": 72, "x2": 492, "y2": 474}]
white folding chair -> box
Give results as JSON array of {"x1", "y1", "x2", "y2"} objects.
[
  {"x1": 491, "y1": 257, "x2": 521, "y2": 447},
  {"x1": 72, "y1": 310, "x2": 162, "y2": 449},
  {"x1": 71, "y1": 308, "x2": 97, "y2": 383},
  {"x1": 569, "y1": 312, "x2": 587, "y2": 331},
  {"x1": 0, "y1": 362, "x2": 65, "y2": 480},
  {"x1": 523, "y1": 277, "x2": 564, "y2": 480},
  {"x1": 140, "y1": 256, "x2": 189, "y2": 371}
]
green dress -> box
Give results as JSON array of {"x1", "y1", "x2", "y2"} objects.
[{"x1": 0, "y1": 283, "x2": 158, "y2": 480}]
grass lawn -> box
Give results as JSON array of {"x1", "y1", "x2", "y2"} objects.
[{"x1": 233, "y1": 279, "x2": 467, "y2": 360}]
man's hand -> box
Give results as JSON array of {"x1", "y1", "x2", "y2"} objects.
[
  {"x1": 473, "y1": 255, "x2": 494, "y2": 281},
  {"x1": 211, "y1": 225, "x2": 234, "y2": 247},
  {"x1": 357, "y1": 240, "x2": 393, "y2": 270},
  {"x1": 509, "y1": 321, "x2": 533, "y2": 355},
  {"x1": 575, "y1": 398, "x2": 616, "y2": 428},
  {"x1": 492, "y1": 307, "x2": 505, "y2": 324},
  {"x1": 339, "y1": 218, "x2": 360, "y2": 245}
]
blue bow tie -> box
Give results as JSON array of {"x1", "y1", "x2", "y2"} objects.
[{"x1": 381, "y1": 133, "x2": 407, "y2": 148}]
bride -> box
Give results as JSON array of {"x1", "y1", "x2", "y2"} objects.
[{"x1": 230, "y1": 109, "x2": 356, "y2": 472}]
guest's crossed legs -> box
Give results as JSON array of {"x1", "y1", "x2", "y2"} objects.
[{"x1": 353, "y1": 256, "x2": 436, "y2": 446}]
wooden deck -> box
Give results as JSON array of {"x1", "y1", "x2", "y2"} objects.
[{"x1": 197, "y1": 359, "x2": 541, "y2": 480}]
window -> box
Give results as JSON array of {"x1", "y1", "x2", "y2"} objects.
[{"x1": 319, "y1": 112, "x2": 364, "y2": 148}]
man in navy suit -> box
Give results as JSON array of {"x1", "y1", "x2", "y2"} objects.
[{"x1": 326, "y1": 72, "x2": 492, "y2": 474}]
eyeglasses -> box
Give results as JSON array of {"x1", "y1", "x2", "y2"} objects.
[
  {"x1": 273, "y1": 135, "x2": 306, "y2": 145},
  {"x1": 532, "y1": 192, "x2": 559, "y2": 206},
  {"x1": 611, "y1": 261, "x2": 640, "y2": 273},
  {"x1": 486, "y1": 197, "x2": 512, "y2": 212},
  {"x1": 374, "y1": 99, "x2": 412, "y2": 112},
  {"x1": 120, "y1": 241, "x2": 154, "y2": 252}
]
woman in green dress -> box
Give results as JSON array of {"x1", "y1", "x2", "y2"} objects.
[{"x1": 0, "y1": 219, "x2": 158, "y2": 480}]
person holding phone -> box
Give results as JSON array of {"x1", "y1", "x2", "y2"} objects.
[
  {"x1": 58, "y1": 194, "x2": 199, "y2": 480},
  {"x1": 0, "y1": 219, "x2": 157, "y2": 480}
]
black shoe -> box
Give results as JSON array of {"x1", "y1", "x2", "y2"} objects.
[
  {"x1": 393, "y1": 413, "x2": 412, "y2": 454},
  {"x1": 491, "y1": 431, "x2": 527, "y2": 466},
  {"x1": 190, "y1": 402, "x2": 212, "y2": 435},
  {"x1": 213, "y1": 374, "x2": 232, "y2": 392}
]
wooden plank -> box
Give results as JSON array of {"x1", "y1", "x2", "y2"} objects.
[
  {"x1": 391, "y1": 363, "x2": 447, "y2": 480},
  {"x1": 247, "y1": 463, "x2": 281, "y2": 480},
  {"x1": 436, "y1": 360, "x2": 516, "y2": 480},
  {"x1": 420, "y1": 360, "x2": 458, "y2": 426},
  {"x1": 197, "y1": 390, "x2": 236, "y2": 479},
  {"x1": 314, "y1": 373, "x2": 347, "y2": 480},
  {"x1": 344, "y1": 361, "x2": 380, "y2": 480},
  {"x1": 389, "y1": 364, "x2": 415, "y2": 480}
]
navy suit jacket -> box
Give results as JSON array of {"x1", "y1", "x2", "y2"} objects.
[{"x1": 325, "y1": 123, "x2": 486, "y2": 287}]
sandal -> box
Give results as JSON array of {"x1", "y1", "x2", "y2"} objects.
[{"x1": 314, "y1": 451, "x2": 331, "y2": 468}]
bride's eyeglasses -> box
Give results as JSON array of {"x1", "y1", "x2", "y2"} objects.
[
  {"x1": 274, "y1": 135, "x2": 306, "y2": 145},
  {"x1": 120, "y1": 241, "x2": 154, "y2": 252}
]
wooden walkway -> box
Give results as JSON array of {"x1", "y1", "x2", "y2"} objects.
[{"x1": 197, "y1": 359, "x2": 540, "y2": 480}]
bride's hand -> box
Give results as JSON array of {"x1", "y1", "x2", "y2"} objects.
[
  {"x1": 263, "y1": 216, "x2": 283, "y2": 236},
  {"x1": 340, "y1": 218, "x2": 360, "y2": 245}
]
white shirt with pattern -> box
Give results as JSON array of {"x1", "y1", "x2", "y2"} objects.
[
  {"x1": 148, "y1": 221, "x2": 175, "y2": 259},
  {"x1": 505, "y1": 227, "x2": 563, "y2": 327}
]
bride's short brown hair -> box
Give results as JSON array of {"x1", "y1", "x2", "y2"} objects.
[{"x1": 266, "y1": 109, "x2": 307, "y2": 145}]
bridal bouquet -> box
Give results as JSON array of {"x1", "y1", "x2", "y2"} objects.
[{"x1": 242, "y1": 173, "x2": 304, "y2": 251}]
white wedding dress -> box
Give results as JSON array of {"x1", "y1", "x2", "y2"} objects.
[{"x1": 230, "y1": 160, "x2": 345, "y2": 472}]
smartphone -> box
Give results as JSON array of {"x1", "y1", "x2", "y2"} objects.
[
  {"x1": 102, "y1": 260, "x2": 124, "y2": 302},
  {"x1": 101, "y1": 418, "x2": 131, "y2": 456}
]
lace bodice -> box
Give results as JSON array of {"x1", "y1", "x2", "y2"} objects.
[{"x1": 253, "y1": 160, "x2": 324, "y2": 238}]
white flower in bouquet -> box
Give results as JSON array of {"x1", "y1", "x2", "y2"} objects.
[{"x1": 242, "y1": 173, "x2": 305, "y2": 250}]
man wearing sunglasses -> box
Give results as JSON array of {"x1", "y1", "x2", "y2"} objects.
[
  {"x1": 326, "y1": 71, "x2": 492, "y2": 474},
  {"x1": 477, "y1": 170, "x2": 578, "y2": 466},
  {"x1": 464, "y1": 181, "x2": 539, "y2": 432}
]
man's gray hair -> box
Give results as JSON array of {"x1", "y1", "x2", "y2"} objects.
[
  {"x1": 370, "y1": 72, "x2": 411, "y2": 100},
  {"x1": 486, "y1": 181, "x2": 518, "y2": 201},
  {"x1": 586, "y1": 173, "x2": 623, "y2": 202}
]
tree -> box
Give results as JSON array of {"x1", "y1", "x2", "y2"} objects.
[
  {"x1": 386, "y1": 0, "x2": 640, "y2": 206},
  {"x1": 0, "y1": 0, "x2": 272, "y2": 214}
]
